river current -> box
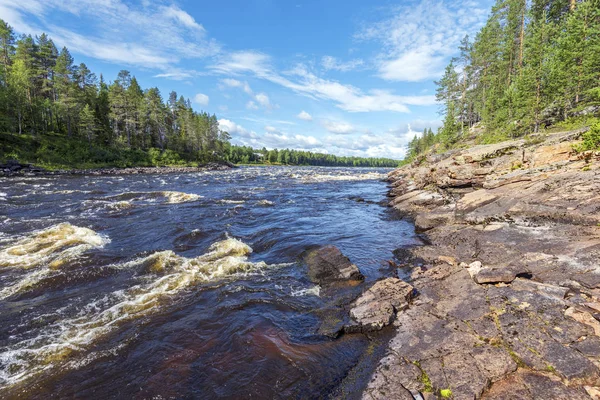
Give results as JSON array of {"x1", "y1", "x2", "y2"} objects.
[{"x1": 0, "y1": 166, "x2": 418, "y2": 399}]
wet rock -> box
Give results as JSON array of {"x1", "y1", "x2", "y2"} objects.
[
  {"x1": 346, "y1": 278, "x2": 414, "y2": 333},
  {"x1": 304, "y1": 246, "x2": 364, "y2": 285}
]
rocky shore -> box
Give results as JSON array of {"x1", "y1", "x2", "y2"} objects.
[
  {"x1": 0, "y1": 159, "x2": 235, "y2": 177},
  {"x1": 362, "y1": 128, "x2": 600, "y2": 399}
]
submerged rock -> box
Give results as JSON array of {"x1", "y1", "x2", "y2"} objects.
[
  {"x1": 346, "y1": 278, "x2": 414, "y2": 333},
  {"x1": 304, "y1": 246, "x2": 364, "y2": 285}
]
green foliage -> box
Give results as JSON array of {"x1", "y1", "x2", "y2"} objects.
[
  {"x1": 440, "y1": 389, "x2": 453, "y2": 398},
  {"x1": 576, "y1": 122, "x2": 600, "y2": 151},
  {"x1": 148, "y1": 148, "x2": 184, "y2": 166},
  {"x1": 431, "y1": 0, "x2": 600, "y2": 156}
]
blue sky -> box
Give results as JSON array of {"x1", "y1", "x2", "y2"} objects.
[{"x1": 1, "y1": 0, "x2": 493, "y2": 159}]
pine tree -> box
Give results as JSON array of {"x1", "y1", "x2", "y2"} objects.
[{"x1": 78, "y1": 104, "x2": 96, "y2": 148}]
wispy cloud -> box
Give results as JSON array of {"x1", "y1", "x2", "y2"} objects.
[
  {"x1": 219, "y1": 77, "x2": 274, "y2": 110},
  {"x1": 321, "y1": 56, "x2": 365, "y2": 72},
  {"x1": 210, "y1": 52, "x2": 436, "y2": 113},
  {"x1": 356, "y1": 0, "x2": 489, "y2": 82},
  {"x1": 0, "y1": 0, "x2": 220, "y2": 77}
]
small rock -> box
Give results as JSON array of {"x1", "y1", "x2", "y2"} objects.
[
  {"x1": 466, "y1": 261, "x2": 483, "y2": 279},
  {"x1": 466, "y1": 261, "x2": 526, "y2": 285},
  {"x1": 346, "y1": 278, "x2": 414, "y2": 333},
  {"x1": 475, "y1": 268, "x2": 518, "y2": 284},
  {"x1": 304, "y1": 246, "x2": 364, "y2": 285}
]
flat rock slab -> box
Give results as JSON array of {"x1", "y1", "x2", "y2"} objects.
[
  {"x1": 346, "y1": 278, "x2": 414, "y2": 333},
  {"x1": 304, "y1": 246, "x2": 364, "y2": 285},
  {"x1": 466, "y1": 261, "x2": 528, "y2": 284}
]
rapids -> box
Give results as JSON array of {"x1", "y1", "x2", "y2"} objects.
[{"x1": 0, "y1": 166, "x2": 418, "y2": 399}]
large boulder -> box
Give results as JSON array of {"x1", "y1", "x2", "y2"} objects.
[
  {"x1": 346, "y1": 277, "x2": 414, "y2": 333},
  {"x1": 304, "y1": 246, "x2": 364, "y2": 285}
]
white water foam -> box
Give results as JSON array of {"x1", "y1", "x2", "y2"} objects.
[
  {"x1": 0, "y1": 223, "x2": 110, "y2": 299},
  {"x1": 0, "y1": 237, "x2": 283, "y2": 387}
]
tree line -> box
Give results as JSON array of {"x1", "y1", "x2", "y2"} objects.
[
  {"x1": 433, "y1": 0, "x2": 600, "y2": 150},
  {"x1": 0, "y1": 20, "x2": 398, "y2": 168},
  {"x1": 227, "y1": 146, "x2": 399, "y2": 167}
]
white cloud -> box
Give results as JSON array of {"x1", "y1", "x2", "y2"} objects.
[
  {"x1": 211, "y1": 51, "x2": 271, "y2": 76},
  {"x1": 220, "y1": 78, "x2": 253, "y2": 94},
  {"x1": 194, "y1": 93, "x2": 209, "y2": 106},
  {"x1": 219, "y1": 77, "x2": 273, "y2": 109},
  {"x1": 218, "y1": 119, "x2": 257, "y2": 139},
  {"x1": 1, "y1": 0, "x2": 219, "y2": 77},
  {"x1": 357, "y1": 0, "x2": 488, "y2": 82},
  {"x1": 263, "y1": 132, "x2": 321, "y2": 148},
  {"x1": 378, "y1": 49, "x2": 447, "y2": 82},
  {"x1": 219, "y1": 118, "x2": 422, "y2": 159},
  {"x1": 160, "y1": 5, "x2": 205, "y2": 31},
  {"x1": 320, "y1": 120, "x2": 357, "y2": 135},
  {"x1": 321, "y1": 56, "x2": 365, "y2": 72},
  {"x1": 220, "y1": 119, "x2": 322, "y2": 151},
  {"x1": 254, "y1": 93, "x2": 271, "y2": 108},
  {"x1": 154, "y1": 70, "x2": 196, "y2": 80},
  {"x1": 210, "y1": 53, "x2": 436, "y2": 113},
  {"x1": 297, "y1": 111, "x2": 313, "y2": 121}
]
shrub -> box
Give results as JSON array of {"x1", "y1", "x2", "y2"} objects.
[{"x1": 576, "y1": 122, "x2": 600, "y2": 152}]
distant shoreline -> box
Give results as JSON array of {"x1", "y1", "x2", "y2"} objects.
[{"x1": 0, "y1": 161, "x2": 235, "y2": 177}]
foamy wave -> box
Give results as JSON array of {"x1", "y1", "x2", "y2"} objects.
[
  {"x1": 291, "y1": 285, "x2": 321, "y2": 297},
  {"x1": 296, "y1": 172, "x2": 386, "y2": 183},
  {"x1": 0, "y1": 223, "x2": 108, "y2": 270},
  {"x1": 106, "y1": 191, "x2": 202, "y2": 205},
  {"x1": 257, "y1": 200, "x2": 275, "y2": 206},
  {"x1": 218, "y1": 199, "x2": 246, "y2": 204},
  {"x1": 0, "y1": 238, "x2": 282, "y2": 387},
  {"x1": 0, "y1": 224, "x2": 109, "y2": 299}
]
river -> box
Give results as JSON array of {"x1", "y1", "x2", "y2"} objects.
[{"x1": 0, "y1": 166, "x2": 418, "y2": 399}]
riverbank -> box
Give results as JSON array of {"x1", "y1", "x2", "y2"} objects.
[
  {"x1": 0, "y1": 160, "x2": 235, "y2": 177},
  {"x1": 364, "y1": 128, "x2": 600, "y2": 399}
]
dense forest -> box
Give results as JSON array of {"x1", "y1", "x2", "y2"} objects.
[
  {"x1": 0, "y1": 20, "x2": 399, "y2": 169},
  {"x1": 406, "y1": 0, "x2": 600, "y2": 161}
]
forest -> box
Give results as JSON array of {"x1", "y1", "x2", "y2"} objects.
[
  {"x1": 406, "y1": 0, "x2": 600, "y2": 161},
  {"x1": 0, "y1": 20, "x2": 399, "y2": 169}
]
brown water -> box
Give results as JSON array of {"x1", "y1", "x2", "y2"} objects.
[{"x1": 0, "y1": 166, "x2": 417, "y2": 399}]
